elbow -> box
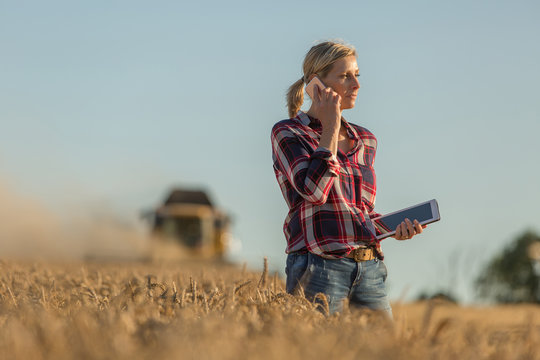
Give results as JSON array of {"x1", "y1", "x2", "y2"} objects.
[
  {"x1": 299, "y1": 186, "x2": 331, "y2": 206},
  {"x1": 290, "y1": 170, "x2": 336, "y2": 206},
  {"x1": 309, "y1": 197, "x2": 328, "y2": 206}
]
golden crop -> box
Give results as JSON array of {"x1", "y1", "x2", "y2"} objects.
[{"x1": 0, "y1": 258, "x2": 538, "y2": 360}]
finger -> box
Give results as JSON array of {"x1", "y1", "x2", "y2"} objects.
[
  {"x1": 394, "y1": 225, "x2": 403, "y2": 240},
  {"x1": 405, "y1": 218, "x2": 415, "y2": 237},
  {"x1": 315, "y1": 87, "x2": 326, "y2": 102},
  {"x1": 414, "y1": 220, "x2": 423, "y2": 234},
  {"x1": 400, "y1": 222, "x2": 408, "y2": 239},
  {"x1": 323, "y1": 87, "x2": 334, "y2": 100}
]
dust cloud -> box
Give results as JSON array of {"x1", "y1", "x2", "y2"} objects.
[{"x1": 0, "y1": 180, "x2": 149, "y2": 260}]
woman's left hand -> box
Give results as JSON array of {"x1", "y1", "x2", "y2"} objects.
[{"x1": 394, "y1": 218, "x2": 424, "y2": 241}]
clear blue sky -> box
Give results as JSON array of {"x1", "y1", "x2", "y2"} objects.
[{"x1": 1, "y1": 0, "x2": 539, "y2": 303}]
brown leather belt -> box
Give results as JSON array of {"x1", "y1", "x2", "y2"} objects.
[{"x1": 346, "y1": 247, "x2": 376, "y2": 262}]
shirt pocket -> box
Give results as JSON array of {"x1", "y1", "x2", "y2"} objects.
[
  {"x1": 358, "y1": 165, "x2": 376, "y2": 207},
  {"x1": 337, "y1": 166, "x2": 355, "y2": 201}
]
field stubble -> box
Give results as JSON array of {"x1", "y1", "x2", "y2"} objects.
[{"x1": 0, "y1": 259, "x2": 538, "y2": 360}]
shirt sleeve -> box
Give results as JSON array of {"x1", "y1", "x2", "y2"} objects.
[{"x1": 271, "y1": 124, "x2": 340, "y2": 206}]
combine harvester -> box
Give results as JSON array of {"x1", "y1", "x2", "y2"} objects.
[{"x1": 145, "y1": 188, "x2": 232, "y2": 261}]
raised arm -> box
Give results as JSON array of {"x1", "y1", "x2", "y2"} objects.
[{"x1": 271, "y1": 124, "x2": 340, "y2": 206}]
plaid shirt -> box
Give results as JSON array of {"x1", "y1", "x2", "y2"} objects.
[{"x1": 271, "y1": 111, "x2": 384, "y2": 259}]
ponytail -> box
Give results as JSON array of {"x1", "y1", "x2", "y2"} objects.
[{"x1": 286, "y1": 77, "x2": 305, "y2": 119}]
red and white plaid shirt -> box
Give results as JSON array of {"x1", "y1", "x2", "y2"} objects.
[{"x1": 271, "y1": 111, "x2": 384, "y2": 259}]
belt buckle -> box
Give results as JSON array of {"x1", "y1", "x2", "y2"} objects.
[{"x1": 353, "y1": 247, "x2": 371, "y2": 262}]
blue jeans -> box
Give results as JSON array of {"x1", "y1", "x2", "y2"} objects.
[{"x1": 285, "y1": 252, "x2": 392, "y2": 318}]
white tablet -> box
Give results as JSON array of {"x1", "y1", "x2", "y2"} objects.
[{"x1": 371, "y1": 199, "x2": 440, "y2": 240}]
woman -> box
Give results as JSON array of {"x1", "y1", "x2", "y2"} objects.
[{"x1": 271, "y1": 41, "x2": 424, "y2": 317}]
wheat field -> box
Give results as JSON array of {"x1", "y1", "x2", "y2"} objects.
[{"x1": 0, "y1": 258, "x2": 538, "y2": 360}]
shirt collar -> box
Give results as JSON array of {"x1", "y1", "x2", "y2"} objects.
[{"x1": 297, "y1": 111, "x2": 321, "y2": 128}]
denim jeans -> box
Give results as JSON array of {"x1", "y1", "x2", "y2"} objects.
[{"x1": 285, "y1": 252, "x2": 392, "y2": 318}]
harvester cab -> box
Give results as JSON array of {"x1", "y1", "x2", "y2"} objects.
[{"x1": 145, "y1": 189, "x2": 231, "y2": 260}]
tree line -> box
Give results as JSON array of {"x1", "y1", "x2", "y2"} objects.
[{"x1": 475, "y1": 230, "x2": 540, "y2": 303}]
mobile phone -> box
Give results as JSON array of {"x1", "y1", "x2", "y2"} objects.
[
  {"x1": 371, "y1": 199, "x2": 441, "y2": 240},
  {"x1": 305, "y1": 76, "x2": 326, "y2": 99}
]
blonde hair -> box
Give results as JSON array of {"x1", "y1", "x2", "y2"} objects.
[{"x1": 286, "y1": 41, "x2": 357, "y2": 118}]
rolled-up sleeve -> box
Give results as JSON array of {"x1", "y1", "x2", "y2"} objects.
[{"x1": 271, "y1": 124, "x2": 340, "y2": 206}]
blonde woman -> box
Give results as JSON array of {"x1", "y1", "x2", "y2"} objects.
[{"x1": 271, "y1": 41, "x2": 424, "y2": 317}]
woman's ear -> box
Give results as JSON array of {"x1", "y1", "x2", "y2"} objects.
[{"x1": 307, "y1": 74, "x2": 317, "y2": 82}]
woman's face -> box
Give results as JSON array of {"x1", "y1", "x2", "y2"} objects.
[{"x1": 320, "y1": 55, "x2": 360, "y2": 110}]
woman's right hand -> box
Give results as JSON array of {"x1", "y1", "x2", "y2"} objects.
[{"x1": 312, "y1": 84, "x2": 342, "y2": 131}]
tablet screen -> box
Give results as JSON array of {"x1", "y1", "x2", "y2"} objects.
[{"x1": 373, "y1": 202, "x2": 434, "y2": 234}]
